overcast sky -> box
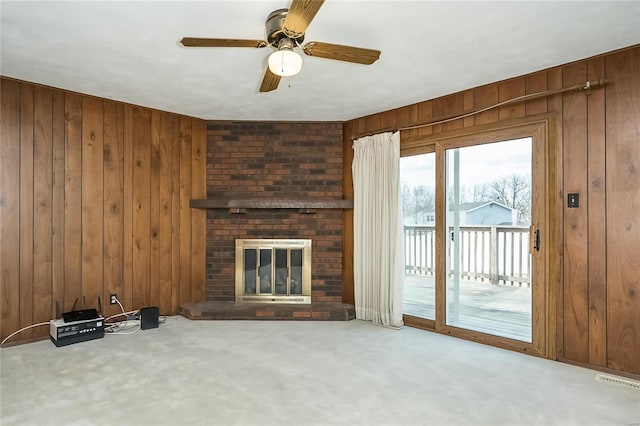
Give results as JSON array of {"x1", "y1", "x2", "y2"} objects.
[{"x1": 400, "y1": 137, "x2": 532, "y2": 189}]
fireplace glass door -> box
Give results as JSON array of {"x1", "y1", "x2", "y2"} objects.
[
  {"x1": 236, "y1": 239, "x2": 311, "y2": 303},
  {"x1": 244, "y1": 247, "x2": 303, "y2": 296}
]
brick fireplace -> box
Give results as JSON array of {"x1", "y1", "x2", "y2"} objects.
[{"x1": 203, "y1": 121, "x2": 348, "y2": 311}]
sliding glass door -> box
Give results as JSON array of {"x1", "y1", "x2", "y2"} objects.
[
  {"x1": 400, "y1": 153, "x2": 436, "y2": 320},
  {"x1": 400, "y1": 118, "x2": 550, "y2": 356},
  {"x1": 445, "y1": 139, "x2": 532, "y2": 342}
]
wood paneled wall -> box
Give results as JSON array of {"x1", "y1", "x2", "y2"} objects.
[
  {"x1": 0, "y1": 78, "x2": 207, "y2": 343},
  {"x1": 343, "y1": 46, "x2": 640, "y2": 376}
]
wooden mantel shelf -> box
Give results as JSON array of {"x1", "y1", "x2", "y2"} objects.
[{"x1": 189, "y1": 198, "x2": 353, "y2": 213}]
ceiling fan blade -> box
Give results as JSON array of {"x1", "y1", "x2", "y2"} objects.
[
  {"x1": 181, "y1": 38, "x2": 267, "y2": 48},
  {"x1": 259, "y1": 68, "x2": 281, "y2": 93},
  {"x1": 302, "y1": 41, "x2": 381, "y2": 65},
  {"x1": 283, "y1": 0, "x2": 325, "y2": 36}
]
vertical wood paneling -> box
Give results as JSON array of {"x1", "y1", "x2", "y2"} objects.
[
  {"x1": 158, "y1": 112, "x2": 174, "y2": 313},
  {"x1": 150, "y1": 110, "x2": 162, "y2": 308},
  {"x1": 191, "y1": 119, "x2": 206, "y2": 303},
  {"x1": 179, "y1": 117, "x2": 193, "y2": 305},
  {"x1": 170, "y1": 115, "x2": 181, "y2": 312},
  {"x1": 474, "y1": 83, "x2": 498, "y2": 125},
  {"x1": 63, "y1": 93, "x2": 82, "y2": 312},
  {"x1": 404, "y1": 105, "x2": 419, "y2": 139},
  {"x1": 0, "y1": 79, "x2": 22, "y2": 340},
  {"x1": 562, "y1": 61, "x2": 589, "y2": 363},
  {"x1": 149, "y1": 111, "x2": 174, "y2": 313},
  {"x1": 19, "y1": 84, "x2": 34, "y2": 334},
  {"x1": 380, "y1": 109, "x2": 397, "y2": 131},
  {"x1": 32, "y1": 86, "x2": 53, "y2": 330},
  {"x1": 443, "y1": 93, "x2": 465, "y2": 132},
  {"x1": 430, "y1": 98, "x2": 442, "y2": 134},
  {"x1": 586, "y1": 57, "x2": 607, "y2": 367},
  {"x1": 364, "y1": 114, "x2": 380, "y2": 135},
  {"x1": 132, "y1": 107, "x2": 151, "y2": 308},
  {"x1": 122, "y1": 105, "x2": 134, "y2": 309},
  {"x1": 463, "y1": 90, "x2": 474, "y2": 128},
  {"x1": 51, "y1": 89, "x2": 65, "y2": 318},
  {"x1": 1, "y1": 77, "x2": 207, "y2": 345},
  {"x1": 525, "y1": 71, "x2": 548, "y2": 116},
  {"x1": 417, "y1": 101, "x2": 433, "y2": 137},
  {"x1": 547, "y1": 66, "x2": 564, "y2": 360},
  {"x1": 605, "y1": 49, "x2": 640, "y2": 375},
  {"x1": 103, "y1": 100, "x2": 124, "y2": 317},
  {"x1": 81, "y1": 96, "x2": 104, "y2": 310},
  {"x1": 498, "y1": 78, "x2": 526, "y2": 120}
]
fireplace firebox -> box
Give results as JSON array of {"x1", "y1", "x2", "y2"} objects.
[{"x1": 235, "y1": 239, "x2": 312, "y2": 304}]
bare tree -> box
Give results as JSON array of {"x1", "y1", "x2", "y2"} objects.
[
  {"x1": 489, "y1": 174, "x2": 531, "y2": 223},
  {"x1": 402, "y1": 184, "x2": 435, "y2": 220}
]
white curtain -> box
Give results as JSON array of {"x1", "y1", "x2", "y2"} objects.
[{"x1": 352, "y1": 131, "x2": 404, "y2": 328}]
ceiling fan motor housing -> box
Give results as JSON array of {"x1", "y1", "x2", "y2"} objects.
[{"x1": 266, "y1": 8, "x2": 304, "y2": 46}]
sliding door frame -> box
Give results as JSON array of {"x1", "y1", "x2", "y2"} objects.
[{"x1": 401, "y1": 114, "x2": 559, "y2": 359}]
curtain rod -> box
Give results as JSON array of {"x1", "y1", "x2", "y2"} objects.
[
  {"x1": 354, "y1": 78, "x2": 612, "y2": 138},
  {"x1": 398, "y1": 78, "x2": 611, "y2": 132}
]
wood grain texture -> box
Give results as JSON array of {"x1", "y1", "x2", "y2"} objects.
[
  {"x1": 33, "y1": 86, "x2": 54, "y2": 331},
  {"x1": 150, "y1": 110, "x2": 162, "y2": 309},
  {"x1": 463, "y1": 90, "x2": 474, "y2": 128},
  {"x1": 586, "y1": 57, "x2": 607, "y2": 367},
  {"x1": 63, "y1": 93, "x2": 82, "y2": 312},
  {"x1": 442, "y1": 93, "x2": 464, "y2": 132},
  {"x1": 547, "y1": 66, "x2": 565, "y2": 360},
  {"x1": 525, "y1": 71, "x2": 548, "y2": 116},
  {"x1": 19, "y1": 84, "x2": 34, "y2": 335},
  {"x1": 561, "y1": 61, "x2": 589, "y2": 363},
  {"x1": 474, "y1": 83, "x2": 499, "y2": 125},
  {"x1": 498, "y1": 78, "x2": 526, "y2": 120},
  {"x1": 51, "y1": 89, "x2": 65, "y2": 318},
  {"x1": 1, "y1": 77, "x2": 207, "y2": 344},
  {"x1": 103, "y1": 100, "x2": 124, "y2": 318},
  {"x1": 81, "y1": 96, "x2": 104, "y2": 310},
  {"x1": 179, "y1": 116, "x2": 193, "y2": 305},
  {"x1": 430, "y1": 98, "x2": 442, "y2": 134},
  {"x1": 0, "y1": 79, "x2": 22, "y2": 340},
  {"x1": 171, "y1": 115, "x2": 181, "y2": 313},
  {"x1": 157, "y1": 111, "x2": 174, "y2": 313},
  {"x1": 417, "y1": 101, "x2": 433, "y2": 137},
  {"x1": 380, "y1": 109, "x2": 397, "y2": 131},
  {"x1": 132, "y1": 107, "x2": 151, "y2": 308},
  {"x1": 190, "y1": 119, "x2": 207, "y2": 304},
  {"x1": 122, "y1": 105, "x2": 134, "y2": 310},
  {"x1": 605, "y1": 48, "x2": 640, "y2": 375}
]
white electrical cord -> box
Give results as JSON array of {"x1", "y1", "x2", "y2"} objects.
[
  {"x1": 104, "y1": 309, "x2": 139, "y2": 323},
  {"x1": 104, "y1": 297, "x2": 142, "y2": 335},
  {"x1": 107, "y1": 323, "x2": 141, "y2": 335},
  {"x1": 115, "y1": 298, "x2": 126, "y2": 316},
  {"x1": 1, "y1": 322, "x2": 50, "y2": 345}
]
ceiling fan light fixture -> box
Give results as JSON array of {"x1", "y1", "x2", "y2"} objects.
[{"x1": 268, "y1": 46, "x2": 303, "y2": 77}]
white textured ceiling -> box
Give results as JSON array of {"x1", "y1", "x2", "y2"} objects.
[{"x1": 1, "y1": 1, "x2": 639, "y2": 121}]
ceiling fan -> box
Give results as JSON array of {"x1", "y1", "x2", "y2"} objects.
[{"x1": 180, "y1": 0, "x2": 381, "y2": 93}]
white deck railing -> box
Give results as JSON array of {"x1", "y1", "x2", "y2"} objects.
[{"x1": 404, "y1": 225, "x2": 531, "y2": 287}]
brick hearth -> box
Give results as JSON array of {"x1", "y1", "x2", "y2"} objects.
[{"x1": 180, "y1": 301, "x2": 355, "y2": 321}]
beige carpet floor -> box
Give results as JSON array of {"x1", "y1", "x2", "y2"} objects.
[{"x1": 1, "y1": 317, "x2": 639, "y2": 426}]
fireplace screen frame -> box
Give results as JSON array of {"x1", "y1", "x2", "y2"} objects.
[{"x1": 235, "y1": 239, "x2": 312, "y2": 304}]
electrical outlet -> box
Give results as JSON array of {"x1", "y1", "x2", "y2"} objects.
[{"x1": 110, "y1": 294, "x2": 118, "y2": 305}]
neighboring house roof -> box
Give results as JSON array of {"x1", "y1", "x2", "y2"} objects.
[
  {"x1": 459, "y1": 201, "x2": 514, "y2": 213},
  {"x1": 405, "y1": 201, "x2": 517, "y2": 224}
]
